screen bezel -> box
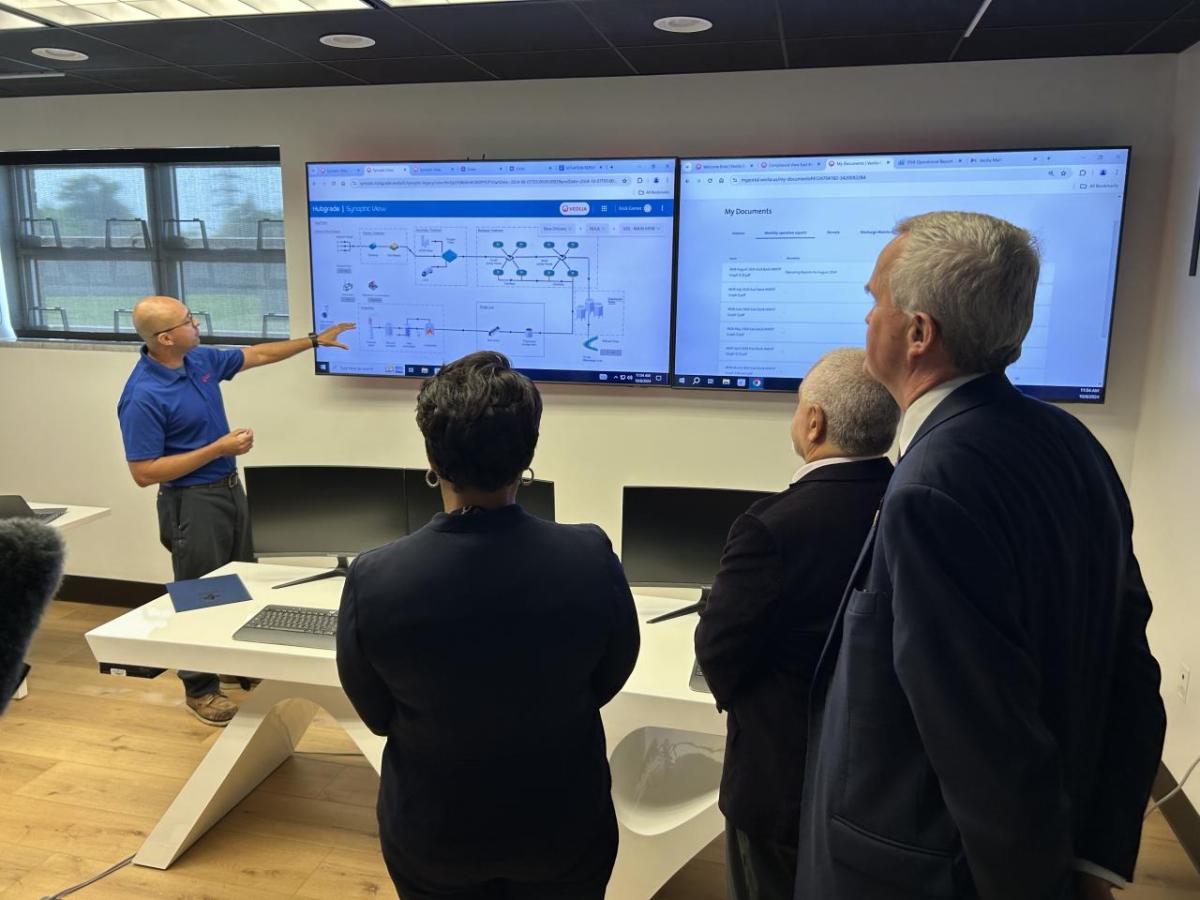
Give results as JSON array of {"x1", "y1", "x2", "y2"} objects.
[
  {"x1": 672, "y1": 144, "x2": 1133, "y2": 403},
  {"x1": 305, "y1": 155, "x2": 681, "y2": 387}
]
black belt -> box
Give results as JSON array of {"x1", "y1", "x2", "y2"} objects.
[{"x1": 167, "y1": 472, "x2": 239, "y2": 490}]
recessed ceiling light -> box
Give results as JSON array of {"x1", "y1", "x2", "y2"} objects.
[
  {"x1": 653, "y1": 15, "x2": 713, "y2": 34},
  {"x1": 319, "y1": 33, "x2": 376, "y2": 49},
  {"x1": 32, "y1": 47, "x2": 89, "y2": 62}
]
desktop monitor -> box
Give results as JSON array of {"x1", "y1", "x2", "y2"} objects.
[
  {"x1": 244, "y1": 466, "x2": 407, "y2": 587},
  {"x1": 674, "y1": 147, "x2": 1131, "y2": 401},
  {"x1": 620, "y1": 486, "x2": 771, "y2": 588},
  {"x1": 306, "y1": 157, "x2": 677, "y2": 386},
  {"x1": 402, "y1": 469, "x2": 556, "y2": 533}
]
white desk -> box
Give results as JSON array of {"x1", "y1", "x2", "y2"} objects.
[
  {"x1": 30, "y1": 501, "x2": 111, "y2": 533},
  {"x1": 86, "y1": 562, "x2": 726, "y2": 899}
]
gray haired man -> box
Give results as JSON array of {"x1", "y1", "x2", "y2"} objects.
[
  {"x1": 696, "y1": 348, "x2": 898, "y2": 900},
  {"x1": 796, "y1": 212, "x2": 1164, "y2": 900}
]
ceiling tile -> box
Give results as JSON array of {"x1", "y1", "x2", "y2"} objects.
[
  {"x1": 0, "y1": 72, "x2": 121, "y2": 93},
  {"x1": 956, "y1": 22, "x2": 1159, "y2": 61},
  {"x1": 620, "y1": 40, "x2": 785, "y2": 76},
  {"x1": 0, "y1": 53, "x2": 47, "y2": 73},
  {"x1": 197, "y1": 60, "x2": 359, "y2": 86},
  {"x1": 0, "y1": 8, "x2": 46, "y2": 28},
  {"x1": 1130, "y1": 17, "x2": 1200, "y2": 52},
  {"x1": 575, "y1": 0, "x2": 779, "y2": 47},
  {"x1": 467, "y1": 47, "x2": 631, "y2": 79},
  {"x1": 328, "y1": 53, "x2": 490, "y2": 82},
  {"x1": 395, "y1": 1, "x2": 604, "y2": 54},
  {"x1": 980, "y1": 0, "x2": 1190, "y2": 29},
  {"x1": 787, "y1": 31, "x2": 958, "y2": 68},
  {"x1": 779, "y1": 0, "x2": 973, "y2": 39},
  {"x1": 90, "y1": 18, "x2": 309, "y2": 64},
  {"x1": 236, "y1": 9, "x2": 446, "y2": 59},
  {"x1": 87, "y1": 64, "x2": 234, "y2": 89},
  {"x1": 0, "y1": 27, "x2": 165, "y2": 67}
]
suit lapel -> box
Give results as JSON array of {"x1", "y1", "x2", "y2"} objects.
[{"x1": 811, "y1": 510, "x2": 881, "y2": 686}]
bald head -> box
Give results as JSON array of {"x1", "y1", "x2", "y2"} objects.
[{"x1": 133, "y1": 296, "x2": 187, "y2": 344}]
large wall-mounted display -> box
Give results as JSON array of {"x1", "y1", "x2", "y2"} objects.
[
  {"x1": 307, "y1": 158, "x2": 676, "y2": 385},
  {"x1": 674, "y1": 148, "x2": 1131, "y2": 401}
]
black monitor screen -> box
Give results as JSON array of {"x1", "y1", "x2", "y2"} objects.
[
  {"x1": 402, "y1": 469, "x2": 556, "y2": 533},
  {"x1": 245, "y1": 466, "x2": 407, "y2": 558},
  {"x1": 621, "y1": 486, "x2": 771, "y2": 587}
]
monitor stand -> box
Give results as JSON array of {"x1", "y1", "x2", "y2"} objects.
[
  {"x1": 272, "y1": 556, "x2": 351, "y2": 590},
  {"x1": 646, "y1": 586, "x2": 711, "y2": 624}
]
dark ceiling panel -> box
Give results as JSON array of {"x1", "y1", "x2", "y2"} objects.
[
  {"x1": 0, "y1": 55, "x2": 47, "y2": 75},
  {"x1": 87, "y1": 66, "x2": 235, "y2": 92},
  {"x1": 957, "y1": 22, "x2": 1159, "y2": 60},
  {"x1": 91, "y1": 19, "x2": 308, "y2": 66},
  {"x1": 981, "y1": 0, "x2": 1190, "y2": 28},
  {"x1": 779, "y1": 0, "x2": 973, "y2": 39},
  {"x1": 467, "y1": 48, "x2": 632, "y2": 80},
  {"x1": 1131, "y1": 17, "x2": 1200, "y2": 52},
  {"x1": 395, "y1": 1, "x2": 605, "y2": 54},
  {"x1": 236, "y1": 10, "x2": 446, "y2": 60},
  {"x1": 620, "y1": 40, "x2": 785, "y2": 76},
  {"x1": 196, "y1": 61, "x2": 360, "y2": 88},
  {"x1": 0, "y1": 28, "x2": 164, "y2": 69},
  {"x1": 0, "y1": 74, "x2": 121, "y2": 95},
  {"x1": 575, "y1": 0, "x2": 780, "y2": 47},
  {"x1": 327, "y1": 54, "x2": 492, "y2": 84},
  {"x1": 788, "y1": 31, "x2": 958, "y2": 69}
]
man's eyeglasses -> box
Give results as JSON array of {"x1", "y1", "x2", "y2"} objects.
[{"x1": 153, "y1": 310, "x2": 198, "y2": 337}]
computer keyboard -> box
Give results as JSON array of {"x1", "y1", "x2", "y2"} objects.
[
  {"x1": 232, "y1": 604, "x2": 338, "y2": 651},
  {"x1": 33, "y1": 507, "x2": 67, "y2": 524}
]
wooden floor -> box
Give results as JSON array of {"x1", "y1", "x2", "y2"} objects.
[{"x1": 1, "y1": 600, "x2": 1196, "y2": 899}]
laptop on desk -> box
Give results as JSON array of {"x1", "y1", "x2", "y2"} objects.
[{"x1": 0, "y1": 496, "x2": 67, "y2": 525}]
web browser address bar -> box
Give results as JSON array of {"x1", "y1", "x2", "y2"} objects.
[{"x1": 351, "y1": 176, "x2": 628, "y2": 187}]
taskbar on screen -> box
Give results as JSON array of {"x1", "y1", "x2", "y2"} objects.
[
  {"x1": 317, "y1": 360, "x2": 668, "y2": 385},
  {"x1": 672, "y1": 374, "x2": 799, "y2": 392}
]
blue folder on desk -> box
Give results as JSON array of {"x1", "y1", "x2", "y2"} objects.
[{"x1": 167, "y1": 574, "x2": 252, "y2": 613}]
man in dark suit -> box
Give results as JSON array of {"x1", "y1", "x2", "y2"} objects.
[
  {"x1": 696, "y1": 347, "x2": 898, "y2": 900},
  {"x1": 796, "y1": 212, "x2": 1166, "y2": 900}
]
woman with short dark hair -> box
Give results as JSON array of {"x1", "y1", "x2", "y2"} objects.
[{"x1": 337, "y1": 351, "x2": 640, "y2": 900}]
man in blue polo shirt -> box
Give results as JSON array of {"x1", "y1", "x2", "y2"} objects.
[{"x1": 118, "y1": 295, "x2": 354, "y2": 726}]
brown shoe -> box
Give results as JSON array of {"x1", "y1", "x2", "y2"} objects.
[
  {"x1": 186, "y1": 691, "x2": 238, "y2": 726},
  {"x1": 218, "y1": 675, "x2": 262, "y2": 691}
]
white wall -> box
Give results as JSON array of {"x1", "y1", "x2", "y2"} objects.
[
  {"x1": 1131, "y1": 43, "x2": 1200, "y2": 808},
  {"x1": 0, "y1": 54, "x2": 1178, "y2": 585}
]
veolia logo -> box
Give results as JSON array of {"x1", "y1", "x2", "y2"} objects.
[{"x1": 559, "y1": 202, "x2": 590, "y2": 216}]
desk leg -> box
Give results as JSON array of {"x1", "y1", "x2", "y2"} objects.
[
  {"x1": 601, "y1": 696, "x2": 727, "y2": 900},
  {"x1": 134, "y1": 680, "x2": 321, "y2": 869}
]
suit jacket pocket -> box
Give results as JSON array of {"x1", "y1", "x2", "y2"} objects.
[
  {"x1": 847, "y1": 588, "x2": 881, "y2": 616},
  {"x1": 829, "y1": 815, "x2": 956, "y2": 898}
]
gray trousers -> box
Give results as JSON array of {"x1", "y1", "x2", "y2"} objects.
[
  {"x1": 725, "y1": 820, "x2": 798, "y2": 900},
  {"x1": 157, "y1": 477, "x2": 253, "y2": 698}
]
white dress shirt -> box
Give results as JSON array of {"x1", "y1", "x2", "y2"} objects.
[{"x1": 896, "y1": 374, "x2": 1127, "y2": 890}]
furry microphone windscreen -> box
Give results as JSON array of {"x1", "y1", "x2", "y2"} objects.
[{"x1": 0, "y1": 518, "x2": 65, "y2": 715}]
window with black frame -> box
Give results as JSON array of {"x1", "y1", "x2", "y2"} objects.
[{"x1": 0, "y1": 147, "x2": 287, "y2": 344}]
